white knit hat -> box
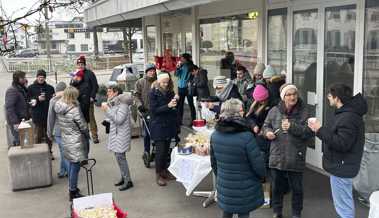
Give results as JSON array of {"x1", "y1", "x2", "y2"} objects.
[
  {"x1": 280, "y1": 84, "x2": 298, "y2": 100},
  {"x1": 157, "y1": 72, "x2": 170, "y2": 81}
]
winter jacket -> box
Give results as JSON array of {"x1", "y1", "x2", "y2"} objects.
[
  {"x1": 134, "y1": 76, "x2": 155, "y2": 112},
  {"x1": 149, "y1": 83, "x2": 178, "y2": 141},
  {"x1": 192, "y1": 69, "x2": 210, "y2": 99},
  {"x1": 105, "y1": 93, "x2": 133, "y2": 153},
  {"x1": 262, "y1": 99, "x2": 314, "y2": 172},
  {"x1": 83, "y1": 68, "x2": 99, "y2": 100},
  {"x1": 27, "y1": 81, "x2": 55, "y2": 123},
  {"x1": 47, "y1": 95, "x2": 62, "y2": 139},
  {"x1": 233, "y1": 78, "x2": 249, "y2": 98},
  {"x1": 71, "y1": 80, "x2": 91, "y2": 122},
  {"x1": 54, "y1": 100, "x2": 88, "y2": 162},
  {"x1": 175, "y1": 62, "x2": 192, "y2": 89},
  {"x1": 317, "y1": 94, "x2": 367, "y2": 178},
  {"x1": 5, "y1": 84, "x2": 29, "y2": 125},
  {"x1": 210, "y1": 117, "x2": 265, "y2": 214}
]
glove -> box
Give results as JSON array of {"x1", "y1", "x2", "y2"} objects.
[
  {"x1": 138, "y1": 106, "x2": 147, "y2": 113},
  {"x1": 101, "y1": 120, "x2": 110, "y2": 134}
]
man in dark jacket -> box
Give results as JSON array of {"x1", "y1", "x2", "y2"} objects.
[
  {"x1": 135, "y1": 63, "x2": 156, "y2": 163},
  {"x1": 77, "y1": 55, "x2": 100, "y2": 143},
  {"x1": 27, "y1": 69, "x2": 55, "y2": 154},
  {"x1": 188, "y1": 64, "x2": 210, "y2": 100},
  {"x1": 262, "y1": 84, "x2": 313, "y2": 218},
  {"x1": 308, "y1": 84, "x2": 367, "y2": 218},
  {"x1": 5, "y1": 71, "x2": 29, "y2": 146}
]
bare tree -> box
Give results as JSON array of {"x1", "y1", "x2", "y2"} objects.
[
  {"x1": 122, "y1": 27, "x2": 139, "y2": 63},
  {"x1": 0, "y1": 0, "x2": 93, "y2": 55}
]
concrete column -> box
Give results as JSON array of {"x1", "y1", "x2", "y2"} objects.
[
  {"x1": 156, "y1": 15, "x2": 163, "y2": 56},
  {"x1": 191, "y1": 7, "x2": 200, "y2": 65}
]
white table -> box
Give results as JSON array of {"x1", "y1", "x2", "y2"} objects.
[{"x1": 168, "y1": 145, "x2": 216, "y2": 207}]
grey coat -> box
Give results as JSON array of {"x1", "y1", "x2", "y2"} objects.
[
  {"x1": 47, "y1": 95, "x2": 61, "y2": 138},
  {"x1": 105, "y1": 93, "x2": 133, "y2": 153},
  {"x1": 54, "y1": 100, "x2": 88, "y2": 162},
  {"x1": 262, "y1": 100, "x2": 314, "y2": 172}
]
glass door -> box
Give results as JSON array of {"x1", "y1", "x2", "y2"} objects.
[
  {"x1": 292, "y1": 9, "x2": 318, "y2": 149},
  {"x1": 323, "y1": 5, "x2": 356, "y2": 125}
]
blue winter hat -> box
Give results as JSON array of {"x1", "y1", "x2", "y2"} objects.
[
  {"x1": 145, "y1": 63, "x2": 156, "y2": 73},
  {"x1": 263, "y1": 65, "x2": 278, "y2": 79}
]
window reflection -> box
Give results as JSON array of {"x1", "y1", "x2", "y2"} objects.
[
  {"x1": 199, "y1": 14, "x2": 258, "y2": 80},
  {"x1": 267, "y1": 8, "x2": 288, "y2": 74},
  {"x1": 293, "y1": 9, "x2": 318, "y2": 149},
  {"x1": 364, "y1": 0, "x2": 379, "y2": 133},
  {"x1": 324, "y1": 5, "x2": 356, "y2": 125}
]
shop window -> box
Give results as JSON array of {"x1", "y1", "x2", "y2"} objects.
[
  {"x1": 267, "y1": 8, "x2": 288, "y2": 74},
  {"x1": 364, "y1": 0, "x2": 379, "y2": 133},
  {"x1": 200, "y1": 14, "x2": 258, "y2": 80},
  {"x1": 85, "y1": 32, "x2": 91, "y2": 39},
  {"x1": 146, "y1": 26, "x2": 157, "y2": 63},
  {"x1": 68, "y1": 33, "x2": 75, "y2": 39}
]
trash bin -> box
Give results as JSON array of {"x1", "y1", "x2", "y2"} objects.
[
  {"x1": 353, "y1": 133, "x2": 379, "y2": 201},
  {"x1": 369, "y1": 191, "x2": 379, "y2": 218}
]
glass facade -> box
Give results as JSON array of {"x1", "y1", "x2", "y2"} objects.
[
  {"x1": 199, "y1": 14, "x2": 258, "y2": 79},
  {"x1": 364, "y1": 0, "x2": 379, "y2": 133},
  {"x1": 293, "y1": 9, "x2": 318, "y2": 149},
  {"x1": 146, "y1": 26, "x2": 157, "y2": 63},
  {"x1": 267, "y1": 8, "x2": 288, "y2": 73},
  {"x1": 323, "y1": 5, "x2": 356, "y2": 124}
]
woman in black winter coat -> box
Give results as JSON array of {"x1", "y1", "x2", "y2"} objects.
[{"x1": 149, "y1": 72, "x2": 178, "y2": 187}]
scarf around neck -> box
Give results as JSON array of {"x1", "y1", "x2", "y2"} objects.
[{"x1": 216, "y1": 80, "x2": 233, "y2": 102}]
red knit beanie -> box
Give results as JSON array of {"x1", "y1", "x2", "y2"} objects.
[{"x1": 77, "y1": 55, "x2": 86, "y2": 65}]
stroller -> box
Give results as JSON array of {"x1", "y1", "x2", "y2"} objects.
[{"x1": 138, "y1": 111, "x2": 179, "y2": 168}]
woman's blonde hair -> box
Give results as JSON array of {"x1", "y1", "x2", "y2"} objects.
[
  {"x1": 62, "y1": 86, "x2": 79, "y2": 106},
  {"x1": 220, "y1": 98, "x2": 243, "y2": 118}
]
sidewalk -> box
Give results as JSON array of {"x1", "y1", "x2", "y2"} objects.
[{"x1": 0, "y1": 106, "x2": 369, "y2": 218}]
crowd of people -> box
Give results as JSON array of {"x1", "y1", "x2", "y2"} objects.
[{"x1": 4, "y1": 52, "x2": 368, "y2": 218}]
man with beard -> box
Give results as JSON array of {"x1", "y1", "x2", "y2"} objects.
[
  {"x1": 27, "y1": 69, "x2": 55, "y2": 156},
  {"x1": 5, "y1": 71, "x2": 30, "y2": 146}
]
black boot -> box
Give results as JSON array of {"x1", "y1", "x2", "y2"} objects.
[
  {"x1": 114, "y1": 178, "x2": 124, "y2": 186},
  {"x1": 119, "y1": 181, "x2": 133, "y2": 191},
  {"x1": 69, "y1": 189, "x2": 84, "y2": 201}
]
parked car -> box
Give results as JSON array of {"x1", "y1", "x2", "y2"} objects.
[{"x1": 14, "y1": 49, "x2": 39, "y2": 58}]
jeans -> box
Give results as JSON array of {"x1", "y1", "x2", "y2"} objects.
[
  {"x1": 177, "y1": 88, "x2": 196, "y2": 125},
  {"x1": 142, "y1": 118, "x2": 151, "y2": 153},
  {"x1": 114, "y1": 152, "x2": 132, "y2": 182},
  {"x1": 55, "y1": 135, "x2": 68, "y2": 175},
  {"x1": 271, "y1": 169, "x2": 303, "y2": 216},
  {"x1": 155, "y1": 139, "x2": 171, "y2": 174},
  {"x1": 89, "y1": 103, "x2": 98, "y2": 140},
  {"x1": 222, "y1": 211, "x2": 249, "y2": 218},
  {"x1": 68, "y1": 162, "x2": 81, "y2": 191},
  {"x1": 34, "y1": 122, "x2": 52, "y2": 152},
  {"x1": 330, "y1": 175, "x2": 355, "y2": 218}
]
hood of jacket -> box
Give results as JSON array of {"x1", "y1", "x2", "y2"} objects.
[
  {"x1": 54, "y1": 100, "x2": 76, "y2": 115},
  {"x1": 111, "y1": 92, "x2": 134, "y2": 105},
  {"x1": 336, "y1": 93, "x2": 367, "y2": 117},
  {"x1": 215, "y1": 116, "x2": 250, "y2": 133}
]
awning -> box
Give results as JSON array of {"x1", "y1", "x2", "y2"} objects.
[{"x1": 84, "y1": 0, "x2": 221, "y2": 28}]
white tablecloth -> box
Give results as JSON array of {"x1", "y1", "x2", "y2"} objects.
[{"x1": 168, "y1": 147, "x2": 212, "y2": 196}]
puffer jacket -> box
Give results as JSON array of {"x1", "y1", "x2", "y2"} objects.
[
  {"x1": 47, "y1": 95, "x2": 62, "y2": 139},
  {"x1": 211, "y1": 117, "x2": 265, "y2": 214},
  {"x1": 149, "y1": 82, "x2": 178, "y2": 141},
  {"x1": 262, "y1": 99, "x2": 314, "y2": 172},
  {"x1": 105, "y1": 93, "x2": 133, "y2": 153},
  {"x1": 317, "y1": 93, "x2": 367, "y2": 178},
  {"x1": 54, "y1": 100, "x2": 88, "y2": 162}
]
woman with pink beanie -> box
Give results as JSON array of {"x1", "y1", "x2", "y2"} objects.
[{"x1": 246, "y1": 84, "x2": 272, "y2": 166}]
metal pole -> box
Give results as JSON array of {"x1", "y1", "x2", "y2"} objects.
[{"x1": 44, "y1": 0, "x2": 52, "y2": 73}]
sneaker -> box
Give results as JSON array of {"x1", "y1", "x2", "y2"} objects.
[
  {"x1": 119, "y1": 181, "x2": 133, "y2": 191},
  {"x1": 57, "y1": 172, "x2": 67, "y2": 178},
  {"x1": 93, "y1": 138, "x2": 99, "y2": 144}
]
